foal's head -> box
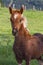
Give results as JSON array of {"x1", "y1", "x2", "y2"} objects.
[{"x1": 9, "y1": 6, "x2": 27, "y2": 36}]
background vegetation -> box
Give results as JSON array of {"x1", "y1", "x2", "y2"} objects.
[
  {"x1": 0, "y1": 7, "x2": 43, "y2": 65},
  {"x1": 0, "y1": 0, "x2": 43, "y2": 10}
]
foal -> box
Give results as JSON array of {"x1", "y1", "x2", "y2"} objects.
[{"x1": 9, "y1": 6, "x2": 43, "y2": 65}]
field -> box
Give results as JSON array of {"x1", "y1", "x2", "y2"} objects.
[{"x1": 0, "y1": 7, "x2": 43, "y2": 65}]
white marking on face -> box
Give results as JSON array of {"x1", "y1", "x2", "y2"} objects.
[
  {"x1": 14, "y1": 14, "x2": 23, "y2": 19},
  {"x1": 14, "y1": 14, "x2": 18, "y2": 19}
]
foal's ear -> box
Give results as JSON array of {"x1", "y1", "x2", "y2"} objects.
[
  {"x1": 20, "y1": 5, "x2": 25, "y2": 14},
  {"x1": 9, "y1": 6, "x2": 12, "y2": 14}
]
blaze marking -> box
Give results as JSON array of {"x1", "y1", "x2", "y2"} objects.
[{"x1": 14, "y1": 14, "x2": 18, "y2": 19}]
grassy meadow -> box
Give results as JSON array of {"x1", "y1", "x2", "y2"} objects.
[{"x1": 0, "y1": 7, "x2": 43, "y2": 65}]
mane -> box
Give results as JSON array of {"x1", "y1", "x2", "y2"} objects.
[{"x1": 22, "y1": 17, "x2": 30, "y2": 32}]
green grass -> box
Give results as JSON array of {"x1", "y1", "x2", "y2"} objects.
[
  {"x1": 24, "y1": 10, "x2": 43, "y2": 34},
  {"x1": 0, "y1": 7, "x2": 43, "y2": 65}
]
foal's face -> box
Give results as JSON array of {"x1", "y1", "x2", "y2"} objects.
[
  {"x1": 9, "y1": 6, "x2": 25, "y2": 36},
  {"x1": 10, "y1": 12, "x2": 23, "y2": 35}
]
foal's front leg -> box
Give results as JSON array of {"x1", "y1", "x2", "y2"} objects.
[
  {"x1": 26, "y1": 61, "x2": 31, "y2": 65},
  {"x1": 26, "y1": 58, "x2": 31, "y2": 65},
  {"x1": 16, "y1": 58, "x2": 22, "y2": 65}
]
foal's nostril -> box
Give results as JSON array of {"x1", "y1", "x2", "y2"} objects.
[
  {"x1": 12, "y1": 28, "x2": 18, "y2": 36},
  {"x1": 12, "y1": 29, "x2": 16, "y2": 33},
  {"x1": 13, "y1": 28, "x2": 16, "y2": 32}
]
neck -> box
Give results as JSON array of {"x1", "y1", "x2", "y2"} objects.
[{"x1": 17, "y1": 24, "x2": 31, "y2": 38}]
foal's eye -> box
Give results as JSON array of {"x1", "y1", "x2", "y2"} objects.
[{"x1": 20, "y1": 19, "x2": 22, "y2": 22}]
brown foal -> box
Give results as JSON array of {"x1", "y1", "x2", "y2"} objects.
[{"x1": 9, "y1": 6, "x2": 43, "y2": 65}]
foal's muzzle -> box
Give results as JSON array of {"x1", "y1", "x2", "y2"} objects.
[{"x1": 12, "y1": 28, "x2": 18, "y2": 36}]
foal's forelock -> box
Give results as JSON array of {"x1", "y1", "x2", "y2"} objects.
[{"x1": 14, "y1": 13, "x2": 23, "y2": 19}]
